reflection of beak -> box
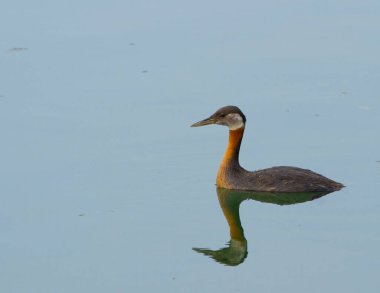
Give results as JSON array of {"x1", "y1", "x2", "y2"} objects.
[{"x1": 191, "y1": 117, "x2": 216, "y2": 127}]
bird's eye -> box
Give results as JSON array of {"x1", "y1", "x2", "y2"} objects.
[{"x1": 220, "y1": 114, "x2": 226, "y2": 118}]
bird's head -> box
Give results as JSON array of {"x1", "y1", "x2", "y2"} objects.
[{"x1": 191, "y1": 105, "x2": 246, "y2": 130}]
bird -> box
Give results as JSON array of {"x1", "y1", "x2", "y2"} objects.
[{"x1": 191, "y1": 105, "x2": 344, "y2": 192}]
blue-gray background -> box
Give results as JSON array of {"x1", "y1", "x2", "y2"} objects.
[{"x1": 1, "y1": 1, "x2": 379, "y2": 292}]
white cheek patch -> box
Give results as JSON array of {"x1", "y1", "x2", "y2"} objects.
[{"x1": 226, "y1": 113, "x2": 244, "y2": 130}]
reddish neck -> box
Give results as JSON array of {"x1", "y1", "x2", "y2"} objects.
[
  {"x1": 221, "y1": 127, "x2": 244, "y2": 165},
  {"x1": 217, "y1": 127, "x2": 245, "y2": 188}
]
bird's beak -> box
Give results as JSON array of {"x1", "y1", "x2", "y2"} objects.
[{"x1": 191, "y1": 116, "x2": 216, "y2": 127}]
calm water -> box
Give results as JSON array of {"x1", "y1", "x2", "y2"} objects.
[{"x1": 1, "y1": 1, "x2": 379, "y2": 292}]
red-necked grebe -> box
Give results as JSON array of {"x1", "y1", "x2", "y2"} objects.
[{"x1": 191, "y1": 105, "x2": 344, "y2": 192}]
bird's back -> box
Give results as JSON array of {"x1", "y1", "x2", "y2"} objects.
[{"x1": 229, "y1": 166, "x2": 344, "y2": 192}]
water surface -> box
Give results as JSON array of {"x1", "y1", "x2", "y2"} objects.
[{"x1": 1, "y1": 1, "x2": 379, "y2": 292}]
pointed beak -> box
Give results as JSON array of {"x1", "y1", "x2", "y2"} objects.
[{"x1": 191, "y1": 116, "x2": 216, "y2": 127}]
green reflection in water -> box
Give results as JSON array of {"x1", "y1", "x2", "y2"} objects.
[{"x1": 193, "y1": 188, "x2": 335, "y2": 266}]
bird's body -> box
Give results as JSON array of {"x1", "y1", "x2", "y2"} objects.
[{"x1": 192, "y1": 106, "x2": 343, "y2": 192}]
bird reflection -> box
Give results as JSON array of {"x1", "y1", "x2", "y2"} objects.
[{"x1": 193, "y1": 187, "x2": 335, "y2": 266}]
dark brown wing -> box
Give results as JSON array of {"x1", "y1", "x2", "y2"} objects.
[{"x1": 241, "y1": 166, "x2": 343, "y2": 192}]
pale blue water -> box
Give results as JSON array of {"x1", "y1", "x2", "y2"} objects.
[{"x1": 1, "y1": 1, "x2": 379, "y2": 292}]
